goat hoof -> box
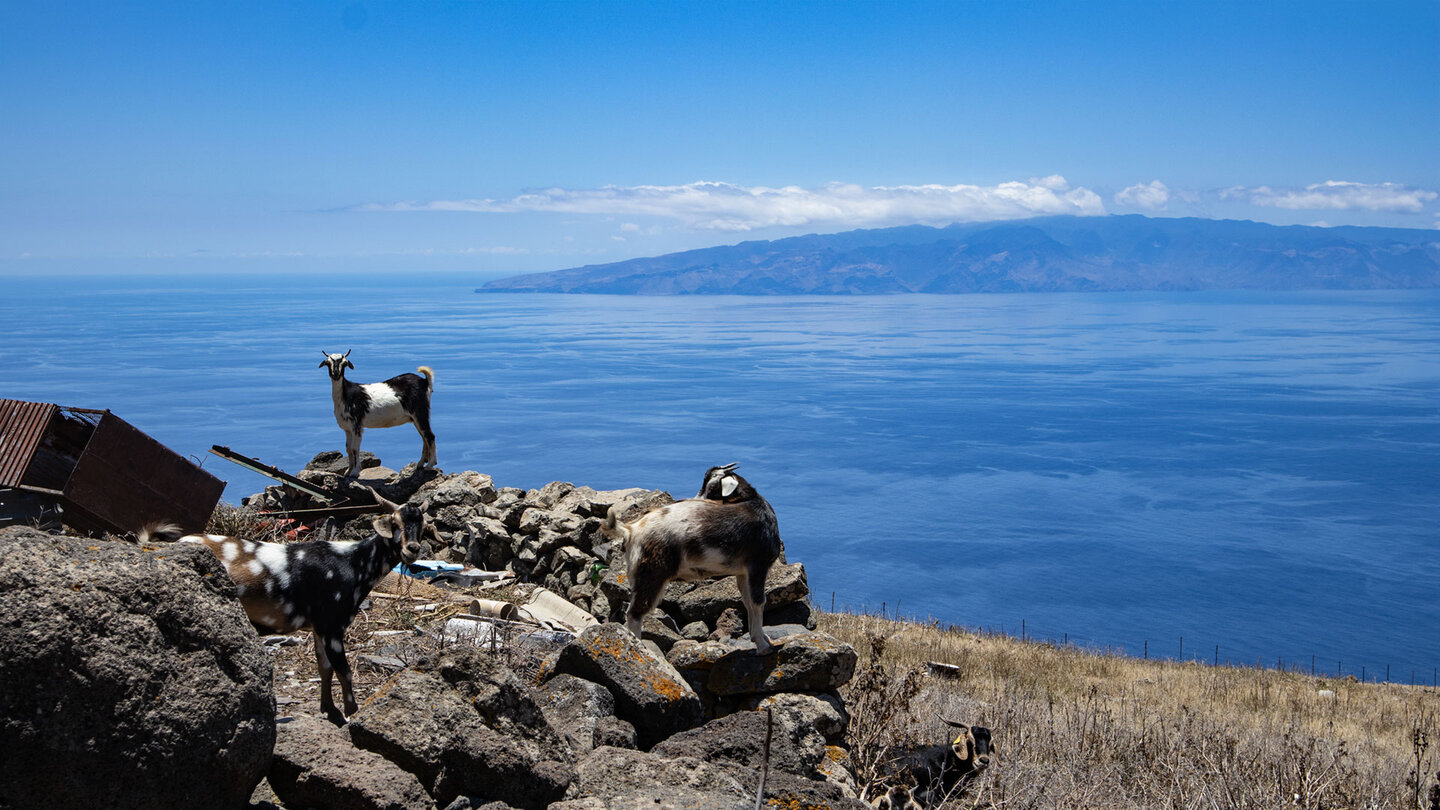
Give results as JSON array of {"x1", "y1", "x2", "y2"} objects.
[{"x1": 323, "y1": 706, "x2": 347, "y2": 727}]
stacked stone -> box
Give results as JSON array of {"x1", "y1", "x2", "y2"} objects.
[
  {"x1": 240, "y1": 456, "x2": 867, "y2": 807},
  {"x1": 250, "y1": 454, "x2": 819, "y2": 647}
]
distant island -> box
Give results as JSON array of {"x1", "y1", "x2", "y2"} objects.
[{"x1": 477, "y1": 215, "x2": 1440, "y2": 295}]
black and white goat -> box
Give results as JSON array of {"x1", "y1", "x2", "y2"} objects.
[
  {"x1": 601, "y1": 463, "x2": 782, "y2": 654},
  {"x1": 319, "y1": 350, "x2": 437, "y2": 477},
  {"x1": 141, "y1": 498, "x2": 430, "y2": 723},
  {"x1": 869, "y1": 719, "x2": 997, "y2": 807}
]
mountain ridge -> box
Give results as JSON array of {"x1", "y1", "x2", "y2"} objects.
[{"x1": 479, "y1": 215, "x2": 1440, "y2": 295}]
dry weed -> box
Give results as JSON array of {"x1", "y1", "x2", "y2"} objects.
[{"x1": 823, "y1": 612, "x2": 1439, "y2": 810}]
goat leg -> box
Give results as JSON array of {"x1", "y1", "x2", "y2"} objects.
[
  {"x1": 344, "y1": 427, "x2": 364, "y2": 477},
  {"x1": 314, "y1": 634, "x2": 345, "y2": 725},
  {"x1": 624, "y1": 561, "x2": 669, "y2": 642},
  {"x1": 325, "y1": 633, "x2": 359, "y2": 716},
  {"x1": 736, "y1": 569, "x2": 773, "y2": 655},
  {"x1": 412, "y1": 412, "x2": 437, "y2": 468}
]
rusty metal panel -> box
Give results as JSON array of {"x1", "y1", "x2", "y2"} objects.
[
  {"x1": 0, "y1": 399, "x2": 58, "y2": 487},
  {"x1": 64, "y1": 412, "x2": 224, "y2": 535}
]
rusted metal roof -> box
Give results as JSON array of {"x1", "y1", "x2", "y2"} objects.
[
  {"x1": 0, "y1": 399, "x2": 56, "y2": 487},
  {"x1": 0, "y1": 398, "x2": 224, "y2": 535}
]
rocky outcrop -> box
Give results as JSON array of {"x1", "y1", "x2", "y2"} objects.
[
  {"x1": 269, "y1": 715, "x2": 435, "y2": 810},
  {"x1": 0, "y1": 527, "x2": 274, "y2": 810},
  {"x1": 558, "y1": 744, "x2": 870, "y2": 810},
  {"x1": 540, "y1": 623, "x2": 704, "y2": 749},
  {"x1": 8, "y1": 456, "x2": 868, "y2": 808},
  {"x1": 538, "y1": 674, "x2": 637, "y2": 754},
  {"x1": 346, "y1": 649, "x2": 575, "y2": 810},
  {"x1": 252, "y1": 455, "x2": 817, "y2": 641}
]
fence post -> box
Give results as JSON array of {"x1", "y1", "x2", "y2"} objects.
[{"x1": 1214, "y1": 645, "x2": 1218, "y2": 667}]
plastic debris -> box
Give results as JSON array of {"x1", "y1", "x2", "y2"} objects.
[{"x1": 522, "y1": 587, "x2": 599, "y2": 634}]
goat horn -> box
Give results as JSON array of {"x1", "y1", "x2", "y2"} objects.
[
  {"x1": 720, "y1": 462, "x2": 739, "y2": 471},
  {"x1": 320, "y1": 350, "x2": 330, "y2": 357},
  {"x1": 937, "y1": 716, "x2": 969, "y2": 728},
  {"x1": 342, "y1": 349, "x2": 352, "y2": 359},
  {"x1": 372, "y1": 493, "x2": 401, "y2": 512}
]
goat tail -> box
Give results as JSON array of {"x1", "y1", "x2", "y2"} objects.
[
  {"x1": 600, "y1": 504, "x2": 630, "y2": 543},
  {"x1": 416, "y1": 365, "x2": 435, "y2": 395},
  {"x1": 137, "y1": 522, "x2": 187, "y2": 544}
]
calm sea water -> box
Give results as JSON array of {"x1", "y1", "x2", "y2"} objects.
[{"x1": 2, "y1": 273, "x2": 1437, "y2": 680}]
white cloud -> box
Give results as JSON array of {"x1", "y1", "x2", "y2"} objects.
[
  {"x1": 360, "y1": 179, "x2": 1107, "y2": 231},
  {"x1": 1115, "y1": 180, "x2": 1171, "y2": 211},
  {"x1": 1029, "y1": 175, "x2": 1071, "y2": 191},
  {"x1": 1243, "y1": 181, "x2": 1436, "y2": 213}
]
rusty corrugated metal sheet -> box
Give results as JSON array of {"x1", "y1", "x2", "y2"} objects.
[
  {"x1": 63, "y1": 411, "x2": 225, "y2": 534},
  {"x1": 0, "y1": 399, "x2": 56, "y2": 487}
]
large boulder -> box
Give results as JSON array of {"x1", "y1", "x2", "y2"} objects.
[
  {"x1": 541, "y1": 623, "x2": 703, "y2": 748},
  {"x1": 412, "y1": 470, "x2": 498, "y2": 511},
  {"x1": 746, "y1": 691, "x2": 850, "y2": 745},
  {"x1": 651, "y1": 708, "x2": 827, "y2": 779},
  {"x1": 559, "y1": 745, "x2": 870, "y2": 810},
  {"x1": 557, "y1": 746, "x2": 753, "y2": 808},
  {"x1": 538, "y1": 674, "x2": 638, "y2": 755},
  {"x1": 0, "y1": 528, "x2": 275, "y2": 810},
  {"x1": 661, "y1": 562, "x2": 811, "y2": 626},
  {"x1": 668, "y1": 631, "x2": 858, "y2": 696},
  {"x1": 269, "y1": 715, "x2": 435, "y2": 810},
  {"x1": 347, "y1": 649, "x2": 574, "y2": 810}
]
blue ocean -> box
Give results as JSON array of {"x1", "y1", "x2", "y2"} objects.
[{"x1": 2, "y1": 273, "x2": 1437, "y2": 681}]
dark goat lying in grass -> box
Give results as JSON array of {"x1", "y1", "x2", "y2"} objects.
[
  {"x1": 602, "y1": 463, "x2": 782, "y2": 654},
  {"x1": 141, "y1": 498, "x2": 430, "y2": 723},
  {"x1": 871, "y1": 720, "x2": 996, "y2": 807}
]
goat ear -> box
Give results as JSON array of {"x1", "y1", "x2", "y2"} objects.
[
  {"x1": 720, "y1": 476, "x2": 739, "y2": 498},
  {"x1": 344, "y1": 360, "x2": 354, "y2": 371},
  {"x1": 372, "y1": 514, "x2": 396, "y2": 539},
  {"x1": 319, "y1": 359, "x2": 328, "y2": 368}
]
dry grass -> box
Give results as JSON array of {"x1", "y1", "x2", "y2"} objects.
[{"x1": 821, "y1": 612, "x2": 1440, "y2": 810}]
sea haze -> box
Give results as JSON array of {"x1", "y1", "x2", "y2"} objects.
[{"x1": 2, "y1": 274, "x2": 1436, "y2": 680}]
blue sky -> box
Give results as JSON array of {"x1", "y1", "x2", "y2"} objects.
[{"x1": 2, "y1": 1, "x2": 1437, "y2": 276}]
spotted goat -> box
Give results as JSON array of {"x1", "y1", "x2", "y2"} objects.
[
  {"x1": 601, "y1": 463, "x2": 782, "y2": 654},
  {"x1": 140, "y1": 498, "x2": 431, "y2": 722},
  {"x1": 320, "y1": 350, "x2": 437, "y2": 477}
]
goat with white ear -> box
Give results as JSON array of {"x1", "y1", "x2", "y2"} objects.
[
  {"x1": 602, "y1": 463, "x2": 782, "y2": 654},
  {"x1": 320, "y1": 350, "x2": 437, "y2": 477},
  {"x1": 141, "y1": 497, "x2": 433, "y2": 723}
]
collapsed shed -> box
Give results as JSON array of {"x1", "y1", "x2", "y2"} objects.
[{"x1": 0, "y1": 398, "x2": 224, "y2": 536}]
